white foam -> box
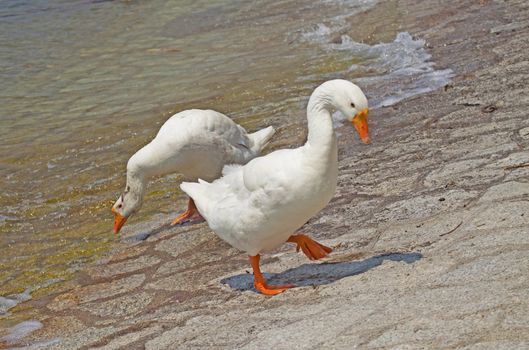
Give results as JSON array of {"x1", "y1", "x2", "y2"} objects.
[
  {"x1": 0, "y1": 278, "x2": 61, "y2": 316},
  {"x1": 0, "y1": 289, "x2": 31, "y2": 316},
  {"x1": 2, "y1": 321, "x2": 43, "y2": 344},
  {"x1": 306, "y1": 31, "x2": 453, "y2": 111},
  {"x1": 336, "y1": 32, "x2": 453, "y2": 108},
  {"x1": 299, "y1": 0, "x2": 378, "y2": 44},
  {"x1": 301, "y1": 23, "x2": 333, "y2": 43}
]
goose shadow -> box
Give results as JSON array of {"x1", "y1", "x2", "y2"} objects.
[
  {"x1": 221, "y1": 252, "x2": 422, "y2": 293},
  {"x1": 122, "y1": 218, "x2": 205, "y2": 242}
]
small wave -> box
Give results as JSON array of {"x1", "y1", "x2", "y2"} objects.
[
  {"x1": 0, "y1": 278, "x2": 62, "y2": 317},
  {"x1": 2, "y1": 319, "x2": 61, "y2": 349},
  {"x1": 0, "y1": 289, "x2": 31, "y2": 316},
  {"x1": 296, "y1": 0, "x2": 378, "y2": 45},
  {"x1": 305, "y1": 31, "x2": 454, "y2": 128},
  {"x1": 2, "y1": 320, "x2": 42, "y2": 344},
  {"x1": 301, "y1": 23, "x2": 334, "y2": 43},
  {"x1": 350, "y1": 32, "x2": 454, "y2": 108},
  {"x1": 329, "y1": 32, "x2": 453, "y2": 108}
]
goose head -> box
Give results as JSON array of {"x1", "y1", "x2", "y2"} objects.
[
  {"x1": 315, "y1": 79, "x2": 370, "y2": 144},
  {"x1": 111, "y1": 179, "x2": 144, "y2": 234},
  {"x1": 330, "y1": 80, "x2": 370, "y2": 144}
]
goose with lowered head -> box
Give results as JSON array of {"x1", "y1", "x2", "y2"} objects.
[
  {"x1": 181, "y1": 79, "x2": 370, "y2": 295},
  {"x1": 111, "y1": 109, "x2": 275, "y2": 234}
]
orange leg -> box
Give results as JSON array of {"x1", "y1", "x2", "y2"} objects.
[
  {"x1": 287, "y1": 234, "x2": 332, "y2": 260},
  {"x1": 249, "y1": 255, "x2": 294, "y2": 296},
  {"x1": 171, "y1": 198, "x2": 203, "y2": 225}
]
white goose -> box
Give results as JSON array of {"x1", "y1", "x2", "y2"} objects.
[
  {"x1": 181, "y1": 80, "x2": 370, "y2": 295},
  {"x1": 111, "y1": 109, "x2": 275, "y2": 234}
]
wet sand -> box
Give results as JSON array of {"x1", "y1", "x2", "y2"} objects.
[{"x1": 1, "y1": 0, "x2": 529, "y2": 348}]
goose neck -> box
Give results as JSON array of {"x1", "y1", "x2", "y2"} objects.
[{"x1": 306, "y1": 89, "x2": 336, "y2": 149}]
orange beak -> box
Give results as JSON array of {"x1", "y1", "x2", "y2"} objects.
[
  {"x1": 352, "y1": 108, "x2": 370, "y2": 144},
  {"x1": 111, "y1": 207, "x2": 128, "y2": 234}
]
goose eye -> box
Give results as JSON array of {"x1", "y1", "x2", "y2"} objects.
[
  {"x1": 117, "y1": 204, "x2": 123, "y2": 209},
  {"x1": 126, "y1": 185, "x2": 130, "y2": 192},
  {"x1": 350, "y1": 102, "x2": 355, "y2": 108}
]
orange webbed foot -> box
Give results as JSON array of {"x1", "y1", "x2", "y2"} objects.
[
  {"x1": 170, "y1": 211, "x2": 193, "y2": 225},
  {"x1": 254, "y1": 281, "x2": 294, "y2": 296},
  {"x1": 287, "y1": 234, "x2": 332, "y2": 260},
  {"x1": 171, "y1": 198, "x2": 202, "y2": 225},
  {"x1": 249, "y1": 255, "x2": 295, "y2": 296}
]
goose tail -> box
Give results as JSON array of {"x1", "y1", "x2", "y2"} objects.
[{"x1": 248, "y1": 126, "x2": 275, "y2": 153}]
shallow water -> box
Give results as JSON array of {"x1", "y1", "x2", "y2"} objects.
[
  {"x1": 2, "y1": 320, "x2": 42, "y2": 344},
  {"x1": 0, "y1": 0, "x2": 450, "y2": 313}
]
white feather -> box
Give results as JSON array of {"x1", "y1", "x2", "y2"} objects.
[
  {"x1": 113, "y1": 109, "x2": 275, "y2": 218},
  {"x1": 180, "y1": 80, "x2": 369, "y2": 256}
]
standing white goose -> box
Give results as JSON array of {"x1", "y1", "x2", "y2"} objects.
[
  {"x1": 111, "y1": 109, "x2": 275, "y2": 234},
  {"x1": 181, "y1": 79, "x2": 370, "y2": 295}
]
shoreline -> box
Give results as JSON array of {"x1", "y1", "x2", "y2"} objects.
[
  {"x1": 0, "y1": 0, "x2": 431, "y2": 302},
  {"x1": 2, "y1": 0, "x2": 529, "y2": 348}
]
